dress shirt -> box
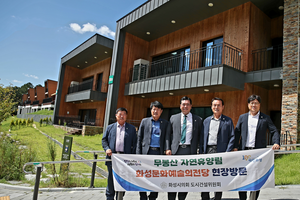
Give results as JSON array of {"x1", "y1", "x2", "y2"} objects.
[
  {"x1": 207, "y1": 115, "x2": 221, "y2": 145},
  {"x1": 180, "y1": 112, "x2": 192, "y2": 145},
  {"x1": 150, "y1": 118, "x2": 161, "y2": 147},
  {"x1": 115, "y1": 122, "x2": 125, "y2": 152},
  {"x1": 246, "y1": 111, "x2": 260, "y2": 147}
]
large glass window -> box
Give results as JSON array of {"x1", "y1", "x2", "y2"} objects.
[
  {"x1": 202, "y1": 37, "x2": 223, "y2": 67},
  {"x1": 150, "y1": 47, "x2": 190, "y2": 77}
]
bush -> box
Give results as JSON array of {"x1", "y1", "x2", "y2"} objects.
[
  {"x1": 10, "y1": 120, "x2": 15, "y2": 130},
  {"x1": 22, "y1": 119, "x2": 26, "y2": 126},
  {"x1": 49, "y1": 117, "x2": 52, "y2": 125},
  {"x1": 39, "y1": 118, "x2": 43, "y2": 127},
  {"x1": 0, "y1": 134, "x2": 37, "y2": 180},
  {"x1": 26, "y1": 118, "x2": 30, "y2": 127},
  {"x1": 45, "y1": 117, "x2": 49, "y2": 126}
]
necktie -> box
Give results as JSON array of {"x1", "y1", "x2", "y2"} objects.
[{"x1": 181, "y1": 115, "x2": 187, "y2": 143}]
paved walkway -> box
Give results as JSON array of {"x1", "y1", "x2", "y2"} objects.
[{"x1": 1, "y1": 184, "x2": 300, "y2": 200}]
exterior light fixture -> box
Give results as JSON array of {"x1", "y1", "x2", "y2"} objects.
[
  {"x1": 146, "y1": 32, "x2": 150, "y2": 35},
  {"x1": 80, "y1": 101, "x2": 83, "y2": 103},
  {"x1": 169, "y1": 92, "x2": 174, "y2": 95},
  {"x1": 171, "y1": 20, "x2": 176, "y2": 24},
  {"x1": 94, "y1": 56, "x2": 97, "y2": 59},
  {"x1": 91, "y1": 100, "x2": 94, "y2": 102},
  {"x1": 278, "y1": 6, "x2": 284, "y2": 10},
  {"x1": 274, "y1": 84, "x2": 280, "y2": 87},
  {"x1": 141, "y1": 95, "x2": 145, "y2": 98},
  {"x1": 77, "y1": 65, "x2": 80, "y2": 68},
  {"x1": 204, "y1": 89, "x2": 209, "y2": 92},
  {"x1": 105, "y1": 51, "x2": 108, "y2": 54},
  {"x1": 208, "y1": 3, "x2": 213, "y2": 7},
  {"x1": 85, "y1": 61, "x2": 88, "y2": 63}
]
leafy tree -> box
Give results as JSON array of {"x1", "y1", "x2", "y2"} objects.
[{"x1": 0, "y1": 84, "x2": 17, "y2": 125}]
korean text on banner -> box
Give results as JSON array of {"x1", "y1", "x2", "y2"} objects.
[{"x1": 112, "y1": 148, "x2": 274, "y2": 192}]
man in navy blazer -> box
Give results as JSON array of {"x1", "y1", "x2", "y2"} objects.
[
  {"x1": 200, "y1": 97, "x2": 235, "y2": 200},
  {"x1": 102, "y1": 107, "x2": 137, "y2": 200},
  {"x1": 166, "y1": 96, "x2": 203, "y2": 200},
  {"x1": 136, "y1": 101, "x2": 170, "y2": 200},
  {"x1": 234, "y1": 94, "x2": 280, "y2": 200}
]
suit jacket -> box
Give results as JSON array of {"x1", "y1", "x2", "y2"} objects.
[
  {"x1": 136, "y1": 117, "x2": 170, "y2": 155},
  {"x1": 102, "y1": 122, "x2": 137, "y2": 165},
  {"x1": 166, "y1": 113, "x2": 202, "y2": 155},
  {"x1": 200, "y1": 114, "x2": 235, "y2": 154},
  {"x1": 234, "y1": 112, "x2": 280, "y2": 150}
]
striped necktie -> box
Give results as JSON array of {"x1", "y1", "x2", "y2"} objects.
[{"x1": 181, "y1": 115, "x2": 187, "y2": 143}]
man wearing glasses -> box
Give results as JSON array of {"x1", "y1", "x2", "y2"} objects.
[
  {"x1": 166, "y1": 96, "x2": 203, "y2": 200},
  {"x1": 234, "y1": 94, "x2": 280, "y2": 200},
  {"x1": 136, "y1": 101, "x2": 170, "y2": 200}
]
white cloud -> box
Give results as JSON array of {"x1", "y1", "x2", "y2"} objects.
[
  {"x1": 13, "y1": 80, "x2": 22, "y2": 83},
  {"x1": 70, "y1": 23, "x2": 115, "y2": 38},
  {"x1": 23, "y1": 73, "x2": 39, "y2": 79}
]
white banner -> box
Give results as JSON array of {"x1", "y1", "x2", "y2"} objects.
[{"x1": 112, "y1": 148, "x2": 274, "y2": 192}]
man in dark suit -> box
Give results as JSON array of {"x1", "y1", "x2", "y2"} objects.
[
  {"x1": 102, "y1": 107, "x2": 137, "y2": 200},
  {"x1": 200, "y1": 97, "x2": 235, "y2": 200},
  {"x1": 137, "y1": 101, "x2": 170, "y2": 200},
  {"x1": 234, "y1": 94, "x2": 280, "y2": 200},
  {"x1": 166, "y1": 96, "x2": 203, "y2": 200}
]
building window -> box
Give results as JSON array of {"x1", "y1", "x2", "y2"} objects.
[
  {"x1": 150, "y1": 47, "x2": 190, "y2": 77},
  {"x1": 202, "y1": 37, "x2": 223, "y2": 67}
]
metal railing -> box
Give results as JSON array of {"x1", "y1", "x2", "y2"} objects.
[
  {"x1": 68, "y1": 80, "x2": 108, "y2": 94},
  {"x1": 23, "y1": 158, "x2": 110, "y2": 200},
  {"x1": 130, "y1": 42, "x2": 242, "y2": 82},
  {"x1": 252, "y1": 44, "x2": 283, "y2": 71},
  {"x1": 42, "y1": 97, "x2": 53, "y2": 104},
  {"x1": 56, "y1": 116, "x2": 100, "y2": 128},
  {"x1": 32, "y1": 100, "x2": 39, "y2": 106},
  {"x1": 25, "y1": 100, "x2": 31, "y2": 105},
  {"x1": 68, "y1": 79, "x2": 94, "y2": 94}
]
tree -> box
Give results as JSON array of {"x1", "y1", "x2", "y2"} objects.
[{"x1": 0, "y1": 84, "x2": 17, "y2": 125}]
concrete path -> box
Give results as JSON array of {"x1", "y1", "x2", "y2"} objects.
[{"x1": 1, "y1": 183, "x2": 299, "y2": 200}]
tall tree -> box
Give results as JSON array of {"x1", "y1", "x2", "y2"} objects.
[{"x1": 0, "y1": 84, "x2": 17, "y2": 124}]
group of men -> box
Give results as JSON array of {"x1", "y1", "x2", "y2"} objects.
[{"x1": 102, "y1": 95, "x2": 280, "y2": 200}]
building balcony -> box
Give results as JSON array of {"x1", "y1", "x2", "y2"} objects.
[
  {"x1": 248, "y1": 44, "x2": 283, "y2": 89},
  {"x1": 25, "y1": 100, "x2": 31, "y2": 105},
  {"x1": 65, "y1": 79, "x2": 107, "y2": 103},
  {"x1": 125, "y1": 42, "x2": 245, "y2": 97},
  {"x1": 32, "y1": 100, "x2": 40, "y2": 106},
  {"x1": 252, "y1": 44, "x2": 283, "y2": 71}
]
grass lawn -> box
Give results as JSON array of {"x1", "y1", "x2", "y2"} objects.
[
  {"x1": 0, "y1": 116, "x2": 107, "y2": 187},
  {"x1": 27, "y1": 110, "x2": 54, "y2": 115}
]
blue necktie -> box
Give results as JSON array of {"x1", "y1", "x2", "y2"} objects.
[{"x1": 181, "y1": 115, "x2": 187, "y2": 143}]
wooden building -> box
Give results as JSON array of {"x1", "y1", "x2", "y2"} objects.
[
  {"x1": 104, "y1": 0, "x2": 299, "y2": 144},
  {"x1": 53, "y1": 34, "x2": 113, "y2": 127}
]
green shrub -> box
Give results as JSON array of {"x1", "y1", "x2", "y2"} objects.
[
  {"x1": 22, "y1": 119, "x2": 26, "y2": 126},
  {"x1": 0, "y1": 134, "x2": 37, "y2": 180},
  {"x1": 10, "y1": 120, "x2": 15, "y2": 130},
  {"x1": 18, "y1": 119, "x2": 21, "y2": 129},
  {"x1": 45, "y1": 117, "x2": 49, "y2": 126},
  {"x1": 39, "y1": 118, "x2": 43, "y2": 127},
  {"x1": 49, "y1": 117, "x2": 52, "y2": 125},
  {"x1": 26, "y1": 118, "x2": 30, "y2": 127}
]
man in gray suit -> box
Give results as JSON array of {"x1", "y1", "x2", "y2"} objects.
[
  {"x1": 137, "y1": 101, "x2": 170, "y2": 200},
  {"x1": 166, "y1": 96, "x2": 203, "y2": 200}
]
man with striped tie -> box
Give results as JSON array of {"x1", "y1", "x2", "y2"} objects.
[{"x1": 166, "y1": 96, "x2": 203, "y2": 200}]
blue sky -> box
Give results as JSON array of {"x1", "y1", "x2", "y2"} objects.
[{"x1": 0, "y1": 0, "x2": 146, "y2": 87}]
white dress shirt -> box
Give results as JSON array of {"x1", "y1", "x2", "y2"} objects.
[
  {"x1": 246, "y1": 111, "x2": 260, "y2": 147},
  {"x1": 180, "y1": 112, "x2": 192, "y2": 145},
  {"x1": 115, "y1": 122, "x2": 125, "y2": 152},
  {"x1": 207, "y1": 115, "x2": 221, "y2": 145}
]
